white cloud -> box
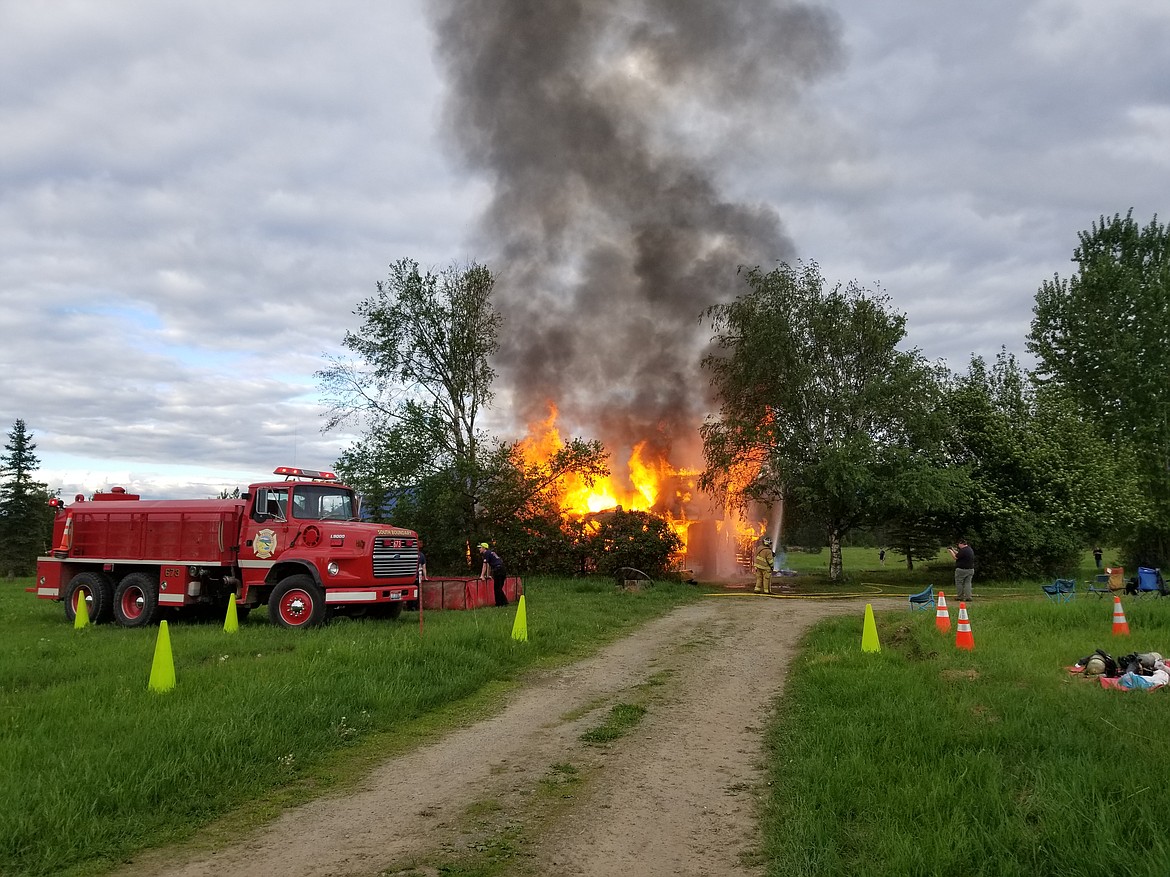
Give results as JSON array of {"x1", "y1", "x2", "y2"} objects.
[{"x1": 1, "y1": 0, "x2": 1168, "y2": 497}]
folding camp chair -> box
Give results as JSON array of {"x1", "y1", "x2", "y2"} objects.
[
  {"x1": 1086, "y1": 574, "x2": 1117, "y2": 598},
  {"x1": 1135, "y1": 567, "x2": 1166, "y2": 598},
  {"x1": 1041, "y1": 578, "x2": 1076, "y2": 603},
  {"x1": 908, "y1": 584, "x2": 935, "y2": 611}
]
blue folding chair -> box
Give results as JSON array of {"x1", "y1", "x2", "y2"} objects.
[
  {"x1": 908, "y1": 584, "x2": 935, "y2": 611},
  {"x1": 1041, "y1": 578, "x2": 1076, "y2": 603},
  {"x1": 1135, "y1": 567, "x2": 1166, "y2": 598}
]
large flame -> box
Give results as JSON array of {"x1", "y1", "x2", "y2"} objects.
[
  {"x1": 517, "y1": 406, "x2": 698, "y2": 545},
  {"x1": 518, "y1": 405, "x2": 772, "y2": 574}
]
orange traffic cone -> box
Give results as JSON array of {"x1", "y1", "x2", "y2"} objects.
[
  {"x1": 1111, "y1": 596, "x2": 1130, "y2": 636},
  {"x1": 935, "y1": 591, "x2": 951, "y2": 633},
  {"x1": 955, "y1": 602, "x2": 974, "y2": 650},
  {"x1": 54, "y1": 512, "x2": 74, "y2": 558}
]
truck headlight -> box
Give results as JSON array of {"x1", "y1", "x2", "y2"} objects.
[{"x1": 327, "y1": 562, "x2": 340, "y2": 576}]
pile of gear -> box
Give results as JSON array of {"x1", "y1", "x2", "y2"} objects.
[{"x1": 1073, "y1": 649, "x2": 1170, "y2": 690}]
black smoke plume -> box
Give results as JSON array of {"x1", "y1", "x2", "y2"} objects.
[{"x1": 428, "y1": 0, "x2": 842, "y2": 475}]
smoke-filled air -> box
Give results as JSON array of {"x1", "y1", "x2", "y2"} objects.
[{"x1": 428, "y1": 0, "x2": 842, "y2": 491}]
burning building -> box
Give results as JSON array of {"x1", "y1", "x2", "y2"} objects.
[{"x1": 519, "y1": 406, "x2": 768, "y2": 579}]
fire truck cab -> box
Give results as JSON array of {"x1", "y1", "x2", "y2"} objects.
[{"x1": 34, "y1": 467, "x2": 420, "y2": 629}]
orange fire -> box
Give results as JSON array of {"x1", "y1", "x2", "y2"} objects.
[
  {"x1": 517, "y1": 406, "x2": 698, "y2": 547},
  {"x1": 517, "y1": 406, "x2": 773, "y2": 575}
]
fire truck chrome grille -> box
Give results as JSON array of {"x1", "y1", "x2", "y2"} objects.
[{"x1": 372, "y1": 538, "x2": 418, "y2": 579}]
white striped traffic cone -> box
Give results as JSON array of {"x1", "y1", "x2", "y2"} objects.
[
  {"x1": 955, "y1": 602, "x2": 974, "y2": 650},
  {"x1": 935, "y1": 591, "x2": 951, "y2": 633},
  {"x1": 1112, "y1": 596, "x2": 1130, "y2": 636}
]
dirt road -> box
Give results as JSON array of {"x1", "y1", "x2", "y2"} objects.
[{"x1": 119, "y1": 593, "x2": 869, "y2": 877}]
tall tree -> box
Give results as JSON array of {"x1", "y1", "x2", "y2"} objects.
[
  {"x1": 319, "y1": 259, "x2": 500, "y2": 558},
  {"x1": 475, "y1": 438, "x2": 610, "y2": 574},
  {"x1": 945, "y1": 351, "x2": 1145, "y2": 579},
  {"x1": 699, "y1": 262, "x2": 955, "y2": 581},
  {"x1": 0, "y1": 420, "x2": 54, "y2": 577},
  {"x1": 1028, "y1": 211, "x2": 1170, "y2": 566},
  {"x1": 321, "y1": 259, "x2": 612, "y2": 572}
]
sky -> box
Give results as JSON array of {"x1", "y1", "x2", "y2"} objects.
[{"x1": 2, "y1": 0, "x2": 1168, "y2": 500}]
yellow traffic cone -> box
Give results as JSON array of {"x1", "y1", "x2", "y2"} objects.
[
  {"x1": 149, "y1": 620, "x2": 176, "y2": 693},
  {"x1": 511, "y1": 595, "x2": 528, "y2": 643},
  {"x1": 73, "y1": 591, "x2": 90, "y2": 630},
  {"x1": 224, "y1": 597, "x2": 239, "y2": 633},
  {"x1": 861, "y1": 603, "x2": 881, "y2": 653}
]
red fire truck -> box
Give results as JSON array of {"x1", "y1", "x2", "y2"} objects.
[{"x1": 34, "y1": 467, "x2": 419, "y2": 629}]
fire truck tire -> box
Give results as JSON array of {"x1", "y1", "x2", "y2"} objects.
[
  {"x1": 64, "y1": 571, "x2": 114, "y2": 625},
  {"x1": 269, "y1": 575, "x2": 327, "y2": 628},
  {"x1": 113, "y1": 573, "x2": 161, "y2": 627}
]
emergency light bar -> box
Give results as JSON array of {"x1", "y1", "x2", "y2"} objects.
[{"x1": 274, "y1": 466, "x2": 338, "y2": 481}]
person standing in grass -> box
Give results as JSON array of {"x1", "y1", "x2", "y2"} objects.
[
  {"x1": 1093, "y1": 546, "x2": 1103, "y2": 569},
  {"x1": 948, "y1": 539, "x2": 975, "y2": 602},
  {"x1": 753, "y1": 537, "x2": 775, "y2": 594},
  {"x1": 478, "y1": 542, "x2": 508, "y2": 607}
]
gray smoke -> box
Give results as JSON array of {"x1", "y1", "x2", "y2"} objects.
[{"x1": 428, "y1": 0, "x2": 842, "y2": 474}]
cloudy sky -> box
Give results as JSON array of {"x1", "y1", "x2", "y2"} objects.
[{"x1": 2, "y1": 0, "x2": 1167, "y2": 500}]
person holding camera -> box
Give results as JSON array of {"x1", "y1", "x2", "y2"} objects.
[{"x1": 948, "y1": 539, "x2": 975, "y2": 602}]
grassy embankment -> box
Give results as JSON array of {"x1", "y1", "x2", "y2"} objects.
[{"x1": 0, "y1": 575, "x2": 700, "y2": 877}]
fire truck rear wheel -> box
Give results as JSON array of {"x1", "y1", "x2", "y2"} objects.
[
  {"x1": 269, "y1": 575, "x2": 327, "y2": 629},
  {"x1": 64, "y1": 571, "x2": 114, "y2": 625},
  {"x1": 113, "y1": 573, "x2": 160, "y2": 627}
]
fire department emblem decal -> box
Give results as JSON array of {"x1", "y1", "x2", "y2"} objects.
[{"x1": 254, "y1": 528, "x2": 278, "y2": 559}]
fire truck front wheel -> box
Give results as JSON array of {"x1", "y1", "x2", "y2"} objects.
[
  {"x1": 113, "y1": 573, "x2": 160, "y2": 627},
  {"x1": 269, "y1": 575, "x2": 327, "y2": 629},
  {"x1": 64, "y1": 571, "x2": 114, "y2": 625}
]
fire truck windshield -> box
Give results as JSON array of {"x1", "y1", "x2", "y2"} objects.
[{"x1": 291, "y1": 485, "x2": 358, "y2": 521}]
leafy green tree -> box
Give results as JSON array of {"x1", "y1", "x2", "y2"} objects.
[
  {"x1": 584, "y1": 509, "x2": 682, "y2": 578},
  {"x1": 319, "y1": 259, "x2": 500, "y2": 561},
  {"x1": 0, "y1": 420, "x2": 55, "y2": 576},
  {"x1": 350, "y1": 438, "x2": 609, "y2": 575},
  {"x1": 880, "y1": 465, "x2": 971, "y2": 570},
  {"x1": 699, "y1": 261, "x2": 956, "y2": 581},
  {"x1": 945, "y1": 351, "x2": 1145, "y2": 580},
  {"x1": 473, "y1": 439, "x2": 609, "y2": 575},
  {"x1": 1028, "y1": 211, "x2": 1170, "y2": 567},
  {"x1": 323, "y1": 259, "x2": 611, "y2": 573}
]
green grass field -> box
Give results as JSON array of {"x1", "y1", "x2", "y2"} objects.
[
  {"x1": 773, "y1": 545, "x2": 1114, "y2": 595},
  {"x1": 4, "y1": 547, "x2": 1162, "y2": 877},
  {"x1": 765, "y1": 593, "x2": 1170, "y2": 876},
  {"x1": 0, "y1": 576, "x2": 700, "y2": 877}
]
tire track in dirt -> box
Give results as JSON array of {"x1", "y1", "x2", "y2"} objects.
[{"x1": 116, "y1": 595, "x2": 870, "y2": 877}]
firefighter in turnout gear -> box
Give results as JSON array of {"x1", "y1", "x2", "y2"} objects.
[{"x1": 753, "y1": 537, "x2": 775, "y2": 594}]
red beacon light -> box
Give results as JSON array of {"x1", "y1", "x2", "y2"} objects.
[{"x1": 274, "y1": 466, "x2": 338, "y2": 481}]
